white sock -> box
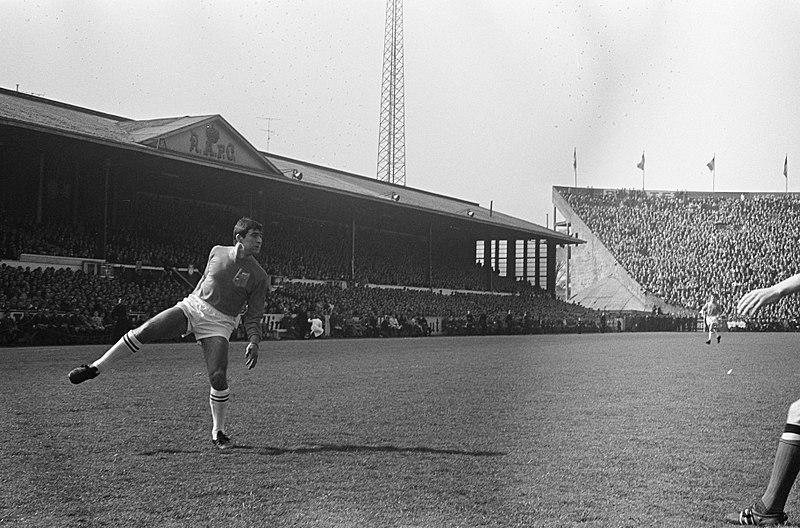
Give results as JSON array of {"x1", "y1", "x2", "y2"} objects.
[
  {"x1": 209, "y1": 387, "x2": 230, "y2": 438},
  {"x1": 91, "y1": 330, "x2": 142, "y2": 372}
]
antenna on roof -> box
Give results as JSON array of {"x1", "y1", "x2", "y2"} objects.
[{"x1": 257, "y1": 116, "x2": 280, "y2": 152}]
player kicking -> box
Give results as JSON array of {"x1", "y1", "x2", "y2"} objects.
[
  {"x1": 700, "y1": 293, "x2": 722, "y2": 345},
  {"x1": 68, "y1": 217, "x2": 267, "y2": 450},
  {"x1": 725, "y1": 272, "x2": 800, "y2": 525}
]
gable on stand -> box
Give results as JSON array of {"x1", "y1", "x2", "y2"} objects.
[{"x1": 119, "y1": 115, "x2": 279, "y2": 174}]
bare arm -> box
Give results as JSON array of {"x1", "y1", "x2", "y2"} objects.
[
  {"x1": 242, "y1": 271, "x2": 267, "y2": 370},
  {"x1": 737, "y1": 273, "x2": 800, "y2": 317}
]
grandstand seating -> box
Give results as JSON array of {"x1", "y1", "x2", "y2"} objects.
[
  {"x1": 10, "y1": 184, "x2": 800, "y2": 343},
  {"x1": 560, "y1": 188, "x2": 800, "y2": 327},
  {"x1": 1, "y1": 200, "x2": 529, "y2": 293},
  {"x1": 0, "y1": 195, "x2": 621, "y2": 344}
]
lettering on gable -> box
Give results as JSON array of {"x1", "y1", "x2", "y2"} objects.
[
  {"x1": 188, "y1": 123, "x2": 236, "y2": 163},
  {"x1": 150, "y1": 120, "x2": 268, "y2": 171}
]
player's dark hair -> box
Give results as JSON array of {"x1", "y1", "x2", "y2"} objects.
[{"x1": 233, "y1": 217, "x2": 263, "y2": 242}]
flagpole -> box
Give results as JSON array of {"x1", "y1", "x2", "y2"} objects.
[
  {"x1": 637, "y1": 151, "x2": 645, "y2": 190},
  {"x1": 573, "y1": 147, "x2": 577, "y2": 187},
  {"x1": 712, "y1": 153, "x2": 716, "y2": 192}
]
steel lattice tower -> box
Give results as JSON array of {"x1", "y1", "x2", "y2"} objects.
[{"x1": 376, "y1": 0, "x2": 406, "y2": 186}]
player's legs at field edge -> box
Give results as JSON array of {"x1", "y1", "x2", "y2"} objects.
[
  {"x1": 760, "y1": 401, "x2": 800, "y2": 514},
  {"x1": 705, "y1": 317, "x2": 719, "y2": 344},
  {"x1": 726, "y1": 401, "x2": 800, "y2": 524},
  {"x1": 89, "y1": 306, "x2": 189, "y2": 374},
  {"x1": 710, "y1": 323, "x2": 720, "y2": 343},
  {"x1": 201, "y1": 336, "x2": 231, "y2": 441}
]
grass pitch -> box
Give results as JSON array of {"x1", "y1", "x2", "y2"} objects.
[{"x1": 2, "y1": 332, "x2": 799, "y2": 527}]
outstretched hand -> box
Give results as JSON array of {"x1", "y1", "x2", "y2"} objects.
[
  {"x1": 737, "y1": 286, "x2": 781, "y2": 317},
  {"x1": 245, "y1": 342, "x2": 259, "y2": 369}
]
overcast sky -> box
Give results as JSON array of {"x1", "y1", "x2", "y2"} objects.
[{"x1": 4, "y1": 0, "x2": 800, "y2": 227}]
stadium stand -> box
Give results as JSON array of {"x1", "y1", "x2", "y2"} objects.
[
  {"x1": 556, "y1": 187, "x2": 800, "y2": 330},
  {"x1": 0, "y1": 87, "x2": 697, "y2": 346},
  {"x1": 9, "y1": 185, "x2": 689, "y2": 344},
  {"x1": 2, "y1": 204, "x2": 624, "y2": 345},
  {"x1": 0, "y1": 261, "x2": 189, "y2": 345}
]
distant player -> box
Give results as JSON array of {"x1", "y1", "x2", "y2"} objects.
[
  {"x1": 700, "y1": 293, "x2": 722, "y2": 345},
  {"x1": 309, "y1": 313, "x2": 324, "y2": 338},
  {"x1": 725, "y1": 272, "x2": 800, "y2": 525},
  {"x1": 68, "y1": 217, "x2": 267, "y2": 450}
]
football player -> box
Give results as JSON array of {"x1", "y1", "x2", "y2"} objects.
[{"x1": 68, "y1": 217, "x2": 267, "y2": 450}]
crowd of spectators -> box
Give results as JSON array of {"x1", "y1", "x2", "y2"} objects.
[
  {"x1": 0, "y1": 256, "x2": 622, "y2": 345},
  {"x1": 1, "y1": 217, "x2": 97, "y2": 260},
  {"x1": 0, "y1": 263, "x2": 186, "y2": 345},
  {"x1": 561, "y1": 188, "x2": 800, "y2": 325},
  {"x1": 0, "y1": 199, "x2": 235, "y2": 268},
  {"x1": 262, "y1": 281, "x2": 685, "y2": 338},
  {"x1": 1, "y1": 189, "x2": 724, "y2": 346},
  {"x1": 1, "y1": 202, "x2": 532, "y2": 294}
]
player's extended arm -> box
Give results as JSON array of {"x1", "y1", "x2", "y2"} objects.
[{"x1": 738, "y1": 273, "x2": 800, "y2": 317}]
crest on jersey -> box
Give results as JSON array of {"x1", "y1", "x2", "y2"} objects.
[{"x1": 232, "y1": 269, "x2": 250, "y2": 288}]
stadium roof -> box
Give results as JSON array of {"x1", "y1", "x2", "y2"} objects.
[
  {"x1": 0, "y1": 86, "x2": 580, "y2": 244},
  {"x1": 265, "y1": 153, "x2": 582, "y2": 243}
]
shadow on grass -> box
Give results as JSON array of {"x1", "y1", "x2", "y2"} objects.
[
  {"x1": 136, "y1": 444, "x2": 505, "y2": 457},
  {"x1": 235, "y1": 443, "x2": 506, "y2": 457},
  {"x1": 138, "y1": 448, "x2": 206, "y2": 456}
]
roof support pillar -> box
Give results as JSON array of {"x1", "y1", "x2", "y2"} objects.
[
  {"x1": 546, "y1": 239, "x2": 556, "y2": 297},
  {"x1": 522, "y1": 239, "x2": 529, "y2": 283},
  {"x1": 36, "y1": 150, "x2": 45, "y2": 223},
  {"x1": 483, "y1": 239, "x2": 492, "y2": 291},
  {"x1": 428, "y1": 221, "x2": 433, "y2": 289},
  {"x1": 506, "y1": 238, "x2": 516, "y2": 282},
  {"x1": 351, "y1": 213, "x2": 356, "y2": 280}
]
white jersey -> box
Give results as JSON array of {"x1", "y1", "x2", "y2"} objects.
[{"x1": 702, "y1": 300, "x2": 721, "y2": 327}]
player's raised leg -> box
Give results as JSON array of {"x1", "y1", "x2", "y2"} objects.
[
  {"x1": 68, "y1": 306, "x2": 188, "y2": 384},
  {"x1": 201, "y1": 336, "x2": 233, "y2": 449}
]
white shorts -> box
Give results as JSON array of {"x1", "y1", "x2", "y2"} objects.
[
  {"x1": 705, "y1": 315, "x2": 719, "y2": 328},
  {"x1": 176, "y1": 294, "x2": 240, "y2": 342}
]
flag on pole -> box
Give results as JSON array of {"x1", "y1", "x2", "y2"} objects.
[
  {"x1": 636, "y1": 152, "x2": 645, "y2": 171},
  {"x1": 784, "y1": 155, "x2": 788, "y2": 178},
  {"x1": 706, "y1": 155, "x2": 715, "y2": 172}
]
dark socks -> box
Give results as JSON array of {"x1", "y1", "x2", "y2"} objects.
[{"x1": 761, "y1": 437, "x2": 800, "y2": 513}]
